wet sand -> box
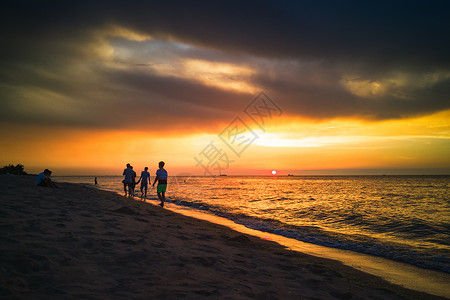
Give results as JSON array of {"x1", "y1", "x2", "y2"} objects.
[{"x1": 0, "y1": 175, "x2": 446, "y2": 299}]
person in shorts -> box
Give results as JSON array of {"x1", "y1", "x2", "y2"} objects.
[
  {"x1": 152, "y1": 161, "x2": 167, "y2": 207},
  {"x1": 139, "y1": 167, "x2": 151, "y2": 200}
]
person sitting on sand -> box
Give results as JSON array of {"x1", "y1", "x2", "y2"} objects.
[
  {"x1": 152, "y1": 161, "x2": 167, "y2": 207},
  {"x1": 122, "y1": 163, "x2": 134, "y2": 197},
  {"x1": 139, "y1": 167, "x2": 151, "y2": 200},
  {"x1": 36, "y1": 169, "x2": 57, "y2": 188}
]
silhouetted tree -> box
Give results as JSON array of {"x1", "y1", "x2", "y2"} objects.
[{"x1": 0, "y1": 164, "x2": 27, "y2": 175}]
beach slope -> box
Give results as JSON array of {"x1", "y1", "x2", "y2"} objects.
[{"x1": 0, "y1": 175, "x2": 444, "y2": 299}]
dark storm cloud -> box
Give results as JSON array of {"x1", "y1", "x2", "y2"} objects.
[
  {"x1": 20, "y1": 0, "x2": 447, "y2": 66},
  {"x1": 1, "y1": 0, "x2": 449, "y2": 130},
  {"x1": 3, "y1": 0, "x2": 450, "y2": 65},
  {"x1": 0, "y1": 62, "x2": 248, "y2": 130},
  {"x1": 253, "y1": 62, "x2": 450, "y2": 120}
]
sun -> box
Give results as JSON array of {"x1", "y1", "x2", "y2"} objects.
[{"x1": 271, "y1": 170, "x2": 277, "y2": 175}]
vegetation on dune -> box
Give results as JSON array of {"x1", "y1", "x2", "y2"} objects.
[{"x1": 0, "y1": 164, "x2": 27, "y2": 175}]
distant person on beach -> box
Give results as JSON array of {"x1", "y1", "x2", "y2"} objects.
[
  {"x1": 139, "y1": 167, "x2": 151, "y2": 199},
  {"x1": 153, "y1": 161, "x2": 168, "y2": 207},
  {"x1": 36, "y1": 169, "x2": 57, "y2": 188},
  {"x1": 94, "y1": 177, "x2": 98, "y2": 185},
  {"x1": 122, "y1": 163, "x2": 134, "y2": 197}
]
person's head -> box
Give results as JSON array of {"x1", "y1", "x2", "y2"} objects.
[
  {"x1": 126, "y1": 163, "x2": 131, "y2": 168},
  {"x1": 159, "y1": 161, "x2": 165, "y2": 168},
  {"x1": 43, "y1": 169, "x2": 52, "y2": 176},
  {"x1": 130, "y1": 166, "x2": 133, "y2": 169},
  {"x1": 144, "y1": 167, "x2": 148, "y2": 171}
]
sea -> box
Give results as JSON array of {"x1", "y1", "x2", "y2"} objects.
[{"x1": 54, "y1": 175, "x2": 450, "y2": 274}]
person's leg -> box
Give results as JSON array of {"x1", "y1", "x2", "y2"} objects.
[
  {"x1": 127, "y1": 183, "x2": 132, "y2": 197},
  {"x1": 38, "y1": 178, "x2": 50, "y2": 187},
  {"x1": 42, "y1": 178, "x2": 52, "y2": 187},
  {"x1": 156, "y1": 185, "x2": 166, "y2": 207},
  {"x1": 123, "y1": 182, "x2": 128, "y2": 196},
  {"x1": 157, "y1": 192, "x2": 164, "y2": 207},
  {"x1": 141, "y1": 185, "x2": 147, "y2": 200},
  {"x1": 156, "y1": 184, "x2": 167, "y2": 207}
]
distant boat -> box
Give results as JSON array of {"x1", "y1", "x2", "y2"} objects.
[
  {"x1": 220, "y1": 174, "x2": 227, "y2": 176},
  {"x1": 287, "y1": 174, "x2": 294, "y2": 177}
]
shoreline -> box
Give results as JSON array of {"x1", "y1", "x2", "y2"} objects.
[
  {"x1": 164, "y1": 202, "x2": 450, "y2": 298},
  {"x1": 1, "y1": 175, "x2": 447, "y2": 299}
]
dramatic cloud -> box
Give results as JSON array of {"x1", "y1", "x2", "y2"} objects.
[{"x1": 1, "y1": 0, "x2": 449, "y2": 132}]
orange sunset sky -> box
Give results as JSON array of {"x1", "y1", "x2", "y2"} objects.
[{"x1": 1, "y1": 1, "x2": 449, "y2": 175}]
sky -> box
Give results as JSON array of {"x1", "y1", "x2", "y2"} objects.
[{"x1": 1, "y1": 0, "x2": 449, "y2": 175}]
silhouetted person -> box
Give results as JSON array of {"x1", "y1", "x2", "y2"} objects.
[
  {"x1": 122, "y1": 163, "x2": 134, "y2": 197},
  {"x1": 139, "y1": 167, "x2": 151, "y2": 200},
  {"x1": 36, "y1": 169, "x2": 57, "y2": 188},
  {"x1": 153, "y1": 161, "x2": 167, "y2": 207},
  {"x1": 129, "y1": 166, "x2": 138, "y2": 197},
  {"x1": 94, "y1": 177, "x2": 98, "y2": 185}
]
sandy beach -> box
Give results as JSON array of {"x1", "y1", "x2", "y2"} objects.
[{"x1": 0, "y1": 175, "x2": 445, "y2": 299}]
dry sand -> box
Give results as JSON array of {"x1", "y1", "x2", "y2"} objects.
[{"x1": 0, "y1": 175, "x2": 445, "y2": 299}]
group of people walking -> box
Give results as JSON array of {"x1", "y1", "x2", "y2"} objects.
[{"x1": 122, "y1": 161, "x2": 168, "y2": 207}]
